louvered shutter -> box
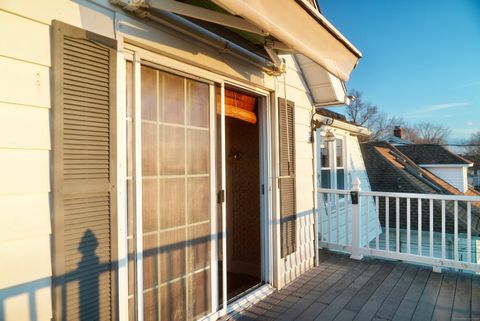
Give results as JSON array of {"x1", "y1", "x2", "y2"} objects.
[
  {"x1": 278, "y1": 98, "x2": 296, "y2": 257},
  {"x1": 51, "y1": 20, "x2": 117, "y2": 321}
]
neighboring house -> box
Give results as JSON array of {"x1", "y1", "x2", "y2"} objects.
[
  {"x1": 462, "y1": 154, "x2": 480, "y2": 189},
  {"x1": 361, "y1": 141, "x2": 480, "y2": 262},
  {"x1": 383, "y1": 126, "x2": 474, "y2": 193},
  {"x1": 315, "y1": 109, "x2": 379, "y2": 247},
  {"x1": 396, "y1": 144, "x2": 473, "y2": 193},
  {"x1": 0, "y1": 1, "x2": 363, "y2": 321}
]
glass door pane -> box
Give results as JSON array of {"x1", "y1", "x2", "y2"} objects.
[{"x1": 127, "y1": 62, "x2": 213, "y2": 321}]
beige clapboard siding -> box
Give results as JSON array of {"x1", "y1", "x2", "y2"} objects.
[
  {"x1": 279, "y1": 83, "x2": 313, "y2": 110},
  {"x1": 0, "y1": 149, "x2": 49, "y2": 194},
  {"x1": 0, "y1": 103, "x2": 50, "y2": 150},
  {"x1": 0, "y1": 194, "x2": 50, "y2": 242},
  {"x1": 0, "y1": 7, "x2": 55, "y2": 321},
  {"x1": 0, "y1": 56, "x2": 50, "y2": 108},
  {"x1": 295, "y1": 123, "x2": 311, "y2": 144},
  {"x1": 0, "y1": 2, "x2": 115, "y2": 38},
  {"x1": 0, "y1": 235, "x2": 52, "y2": 321},
  {"x1": 295, "y1": 107, "x2": 311, "y2": 126},
  {"x1": 1, "y1": 285, "x2": 52, "y2": 321},
  {"x1": 296, "y1": 158, "x2": 313, "y2": 174},
  {"x1": 277, "y1": 54, "x2": 316, "y2": 287},
  {"x1": 0, "y1": 10, "x2": 50, "y2": 66},
  {"x1": 0, "y1": 234, "x2": 52, "y2": 289}
]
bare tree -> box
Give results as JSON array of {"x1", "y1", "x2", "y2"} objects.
[
  {"x1": 345, "y1": 90, "x2": 378, "y2": 126},
  {"x1": 408, "y1": 122, "x2": 451, "y2": 144},
  {"x1": 344, "y1": 90, "x2": 406, "y2": 141},
  {"x1": 344, "y1": 90, "x2": 451, "y2": 144},
  {"x1": 467, "y1": 131, "x2": 480, "y2": 156},
  {"x1": 368, "y1": 114, "x2": 407, "y2": 141}
]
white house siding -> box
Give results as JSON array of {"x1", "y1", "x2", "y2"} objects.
[
  {"x1": 318, "y1": 133, "x2": 379, "y2": 248},
  {"x1": 278, "y1": 55, "x2": 316, "y2": 286},
  {"x1": 424, "y1": 166, "x2": 467, "y2": 192},
  {"x1": 0, "y1": 10, "x2": 50, "y2": 321},
  {"x1": 0, "y1": 2, "x2": 118, "y2": 320}
]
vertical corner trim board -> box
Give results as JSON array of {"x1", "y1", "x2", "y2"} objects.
[{"x1": 51, "y1": 20, "x2": 118, "y2": 321}]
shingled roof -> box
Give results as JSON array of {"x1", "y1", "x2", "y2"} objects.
[
  {"x1": 361, "y1": 141, "x2": 480, "y2": 236},
  {"x1": 396, "y1": 144, "x2": 472, "y2": 165}
]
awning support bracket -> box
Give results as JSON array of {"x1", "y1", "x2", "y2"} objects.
[{"x1": 264, "y1": 40, "x2": 286, "y2": 74}]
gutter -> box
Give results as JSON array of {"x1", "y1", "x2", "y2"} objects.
[
  {"x1": 419, "y1": 164, "x2": 473, "y2": 168},
  {"x1": 110, "y1": 0, "x2": 284, "y2": 75},
  {"x1": 313, "y1": 113, "x2": 371, "y2": 136}
]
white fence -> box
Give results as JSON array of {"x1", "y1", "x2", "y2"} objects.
[{"x1": 316, "y1": 179, "x2": 480, "y2": 273}]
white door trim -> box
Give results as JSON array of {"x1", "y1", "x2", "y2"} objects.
[{"x1": 118, "y1": 41, "x2": 276, "y2": 321}]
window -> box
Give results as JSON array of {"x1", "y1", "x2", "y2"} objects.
[
  {"x1": 319, "y1": 136, "x2": 346, "y2": 194},
  {"x1": 336, "y1": 139, "x2": 345, "y2": 190},
  {"x1": 320, "y1": 146, "x2": 331, "y2": 189}
]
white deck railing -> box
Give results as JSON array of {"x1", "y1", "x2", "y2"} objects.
[{"x1": 316, "y1": 178, "x2": 480, "y2": 273}]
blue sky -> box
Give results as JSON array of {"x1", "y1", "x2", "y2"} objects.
[{"x1": 321, "y1": 0, "x2": 480, "y2": 142}]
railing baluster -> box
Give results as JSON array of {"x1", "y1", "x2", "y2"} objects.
[
  {"x1": 454, "y1": 200, "x2": 458, "y2": 262},
  {"x1": 366, "y1": 196, "x2": 370, "y2": 249},
  {"x1": 345, "y1": 193, "x2": 349, "y2": 245},
  {"x1": 375, "y1": 196, "x2": 379, "y2": 250},
  {"x1": 386, "y1": 196, "x2": 389, "y2": 252},
  {"x1": 407, "y1": 198, "x2": 411, "y2": 254},
  {"x1": 327, "y1": 193, "x2": 331, "y2": 244},
  {"x1": 319, "y1": 192, "x2": 323, "y2": 244},
  {"x1": 418, "y1": 198, "x2": 422, "y2": 256},
  {"x1": 467, "y1": 202, "x2": 471, "y2": 263},
  {"x1": 429, "y1": 199, "x2": 433, "y2": 258},
  {"x1": 335, "y1": 193, "x2": 340, "y2": 244},
  {"x1": 441, "y1": 200, "x2": 446, "y2": 259},
  {"x1": 396, "y1": 197, "x2": 400, "y2": 253}
]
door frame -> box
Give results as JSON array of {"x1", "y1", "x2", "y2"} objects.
[{"x1": 118, "y1": 42, "x2": 275, "y2": 321}]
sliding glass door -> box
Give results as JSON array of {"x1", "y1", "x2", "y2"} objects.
[
  {"x1": 124, "y1": 53, "x2": 269, "y2": 321},
  {"x1": 126, "y1": 60, "x2": 215, "y2": 321}
]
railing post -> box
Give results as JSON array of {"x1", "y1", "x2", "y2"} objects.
[{"x1": 350, "y1": 177, "x2": 363, "y2": 260}]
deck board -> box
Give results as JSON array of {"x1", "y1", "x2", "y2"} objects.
[
  {"x1": 352, "y1": 263, "x2": 407, "y2": 321},
  {"x1": 227, "y1": 250, "x2": 479, "y2": 321},
  {"x1": 451, "y1": 274, "x2": 471, "y2": 320},
  {"x1": 313, "y1": 262, "x2": 383, "y2": 321},
  {"x1": 431, "y1": 271, "x2": 457, "y2": 321},
  {"x1": 410, "y1": 271, "x2": 443, "y2": 321},
  {"x1": 375, "y1": 265, "x2": 419, "y2": 320},
  {"x1": 391, "y1": 268, "x2": 430, "y2": 321},
  {"x1": 472, "y1": 275, "x2": 480, "y2": 320},
  {"x1": 344, "y1": 262, "x2": 395, "y2": 312}
]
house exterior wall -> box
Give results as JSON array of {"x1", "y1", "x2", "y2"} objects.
[
  {"x1": 0, "y1": 7, "x2": 60, "y2": 321},
  {"x1": 423, "y1": 166, "x2": 467, "y2": 192},
  {"x1": 0, "y1": 1, "x2": 321, "y2": 319},
  {"x1": 468, "y1": 168, "x2": 480, "y2": 187},
  {"x1": 277, "y1": 54, "x2": 316, "y2": 286},
  {"x1": 317, "y1": 131, "x2": 379, "y2": 246}
]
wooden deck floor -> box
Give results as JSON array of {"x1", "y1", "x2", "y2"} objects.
[{"x1": 228, "y1": 250, "x2": 480, "y2": 321}]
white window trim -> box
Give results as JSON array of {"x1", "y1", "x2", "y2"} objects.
[{"x1": 319, "y1": 132, "x2": 347, "y2": 192}]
